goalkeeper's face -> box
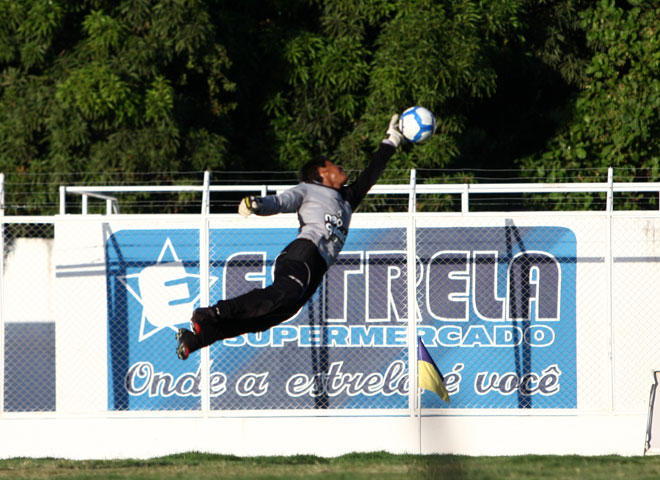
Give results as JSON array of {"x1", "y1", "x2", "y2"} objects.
[{"x1": 320, "y1": 161, "x2": 348, "y2": 189}]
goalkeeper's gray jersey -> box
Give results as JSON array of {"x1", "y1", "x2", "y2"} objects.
[
  {"x1": 259, "y1": 182, "x2": 351, "y2": 266},
  {"x1": 257, "y1": 142, "x2": 396, "y2": 266}
]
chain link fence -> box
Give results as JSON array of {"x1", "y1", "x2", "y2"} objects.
[
  {"x1": 207, "y1": 218, "x2": 410, "y2": 411},
  {"x1": 105, "y1": 226, "x2": 202, "y2": 411},
  {"x1": 611, "y1": 216, "x2": 660, "y2": 413},
  {"x1": 2, "y1": 222, "x2": 56, "y2": 412},
  {"x1": 1, "y1": 212, "x2": 659, "y2": 415}
]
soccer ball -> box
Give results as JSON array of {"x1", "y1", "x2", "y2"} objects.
[{"x1": 399, "y1": 106, "x2": 436, "y2": 143}]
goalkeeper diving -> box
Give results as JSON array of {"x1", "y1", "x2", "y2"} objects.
[{"x1": 176, "y1": 114, "x2": 404, "y2": 359}]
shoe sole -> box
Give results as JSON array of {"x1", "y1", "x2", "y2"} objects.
[{"x1": 176, "y1": 329, "x2": 190, "y2": 360}]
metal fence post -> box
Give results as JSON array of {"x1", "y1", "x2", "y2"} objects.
[
  {"x1": 200, "y1": 170, "x2": 211, "y2": 415},
  {"x1": 462, "y1": 184, "x2": 469, "y2": 213},
  {"x1": 0, "y1": 173, "x2": 4, "y2": 415},
  {"x1": 606, "y1": 167, "x2": 614, "y2": 213},
  {"x1": 59, "y1": 186, "x2": 66, "y2": 215},
  {"x1": 200, "y1": 214, "x2": 211, "y2": 416},
  {"x1": 202, "y1": 171, "x2": 210, "y2": 215},
  {"x1": 407, "y1": 169, "x2": 418, "y2": 419},
  {"x1": 606, "y1": 166, "x2": 615, "y2": 412}
]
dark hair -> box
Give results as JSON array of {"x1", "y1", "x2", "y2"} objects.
[{"x1": 299, "y1": 155, "x2": 329, "y2": 183}]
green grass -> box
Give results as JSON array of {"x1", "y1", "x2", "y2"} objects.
[{"x1": 1, "y1": 452, "x2": 660, "y2": 479}]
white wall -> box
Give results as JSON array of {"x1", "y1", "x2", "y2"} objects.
[
  {"x1": 3, "y1": 238, "x2": 54, "y2": 322},
  {"x1": 1, "y1": 212, "x2": 658, "y2": 459},
  {"x1": 0, "y1": 414, "x2": 647, "y2": 459}
]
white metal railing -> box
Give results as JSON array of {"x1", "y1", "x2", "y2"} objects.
[{"x1": 5, "y1": 166, "x2": 660, "y2": 215}]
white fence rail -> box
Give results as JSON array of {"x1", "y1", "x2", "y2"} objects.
[{"x1": 54, "y1": 168, "x2": 660, "y2": 215}]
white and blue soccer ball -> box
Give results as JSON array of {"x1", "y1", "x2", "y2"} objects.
[{"x1": 399, "y1": 106, "x2": 436, "y2": 143}]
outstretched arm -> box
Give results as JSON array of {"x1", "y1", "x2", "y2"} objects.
[
  {"x1": 238, "y1": 184, "x2": 306, "y2": 217},
  {"x1": 342, "y1": 115, "x2": 403, "y2": 210}
]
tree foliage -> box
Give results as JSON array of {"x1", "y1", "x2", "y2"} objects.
[
  {"x1": 267, "y1": 0, "x2": 525, "y2": 177},
  {"x1": 0, "y1": 0, "x2": 658, "y2": 213},
  {"x1": 0, "y1": 0, "x2": 235, "y2": 212},
  {"x1": 520, "y1": 0, "x2": 660, "y2": 182}
]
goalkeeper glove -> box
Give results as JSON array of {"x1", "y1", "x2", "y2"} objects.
[
  {"x1": 384, "y1": 114, "x2": 404, "y2": 148},
  {"x1": 238, "y1": 196, "x2": 262, "y2": 218}
]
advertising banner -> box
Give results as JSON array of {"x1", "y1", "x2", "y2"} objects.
[
  {"x1": 105, "y1": 223, "x2": 576, "y2": 411},
  {"x1": 415, "y1": 225, "x2": 576, "y2": 409}
]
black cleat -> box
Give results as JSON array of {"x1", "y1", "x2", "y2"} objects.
[{"x1": 176, "y1": 328, "x2": 197, "y2": 360}]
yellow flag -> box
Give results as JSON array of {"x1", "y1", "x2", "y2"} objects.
[{"x1": 418, "y1": 338, "x2": 450, "y2": 403}]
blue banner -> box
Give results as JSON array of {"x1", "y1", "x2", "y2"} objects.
[
  {"x1": 416, "y1": 226, "x2": 577, "y2": 409},
  {"x1": 105, "y1": 225, "x2": 576, "y2": 410}
]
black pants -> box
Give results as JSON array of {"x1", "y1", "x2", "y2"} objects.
[{"x1": 213, "y1": 239, "x2": 327, "y2": 339}]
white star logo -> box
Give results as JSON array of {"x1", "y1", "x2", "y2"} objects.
[{"x1": 117, "y1": 238, "x2": 218, "y2": 342}]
